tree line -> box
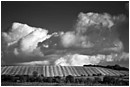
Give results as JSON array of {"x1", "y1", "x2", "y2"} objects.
[{"x1": 83, "y1": 64, "x2": 129, "y2": 71}]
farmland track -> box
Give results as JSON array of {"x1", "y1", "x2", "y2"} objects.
[{"x1": 1, "y1": 66, "x2": 129, "y2": 77}]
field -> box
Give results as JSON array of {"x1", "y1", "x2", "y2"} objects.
[
  {"x1": 1, "y1": 66, "x2": 129, "y2": 76},
  {"x1": 1, "y1": 66, "x2": 129, "y2": 86}
]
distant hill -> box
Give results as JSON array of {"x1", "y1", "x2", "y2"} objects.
[{"x1": 83, "y1": 64, "x2": 129, "y2": 71}]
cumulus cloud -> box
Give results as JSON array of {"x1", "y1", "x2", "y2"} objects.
[
  {"x1": 55, "y1": 54, "x2": 105, "y2": 66},
  {"x1": 103, "y1": 40, "x2": 124, "y2": 52},
  {"x1": 2, "y1": 22, "x2": 35, "y2": 46},
  {"x1": 61, "y1": 31, "x2": 94, "y2": 48},
  {"x1": 2, "y1": 12, "x2": 128, "y2": 66},
  {"x1": 116, "y1": 52, "x2": 129, "y2": 61},
  {"x1": 76, "y1": 12, "x2": 126, "y2": 33},
  {"x1": 17, "y1": 60, "x2": 50, "y2": 65},
  {"x1": 76, "y1": 12, "x2": 114, "y2": 32},
  {"x1": 61, "y1": 32, "x2": 76, "y2": 48},
  {"x1": 2, "y1": 22, "x2": 54, "y2": 57},
  {"x1": 60, "y1": 12, "x2": 127, "y2": 50},
  {"x1": 55, "y1": 53, "x2": 129, "y2": 66}
]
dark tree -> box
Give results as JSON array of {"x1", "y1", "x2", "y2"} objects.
[
  {"x1": 32, "y1": 71, "x2": 38, "y2": 77},
  {"x1": 65, "y1": 75, "x2": 74, "y2": 83}
]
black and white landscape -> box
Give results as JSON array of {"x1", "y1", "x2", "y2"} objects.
[{"x1": 1, "y1": 1, "x2": 129, "y2": 86}]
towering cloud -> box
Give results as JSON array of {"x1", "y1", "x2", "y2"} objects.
[
  {"x1": 2, "y1": 22, "x2": 55, "y2": 57},
  {"x1": 76, "y1": 12, "x2": 114, "y2": 33},
  {"x1": 2, "y1": 12, "x2": 129, "y2": 66},
  {"x1": 61, "y1": 12, "x2": 126, "y2": 51},
  {"x1": 2, "y1": 22, "x2": 35, "y2": 46},
  {"x1": 58, "y1": 12, "x2": 128, "y2": 66}
]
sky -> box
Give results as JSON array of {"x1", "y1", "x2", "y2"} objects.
[{"x1": 1, "y1": 1, "x2": 129, "y2": 68}]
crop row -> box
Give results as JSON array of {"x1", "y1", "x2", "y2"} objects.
[{"x1": 1, "y1": 66, "x2": 129, "y2": 77}]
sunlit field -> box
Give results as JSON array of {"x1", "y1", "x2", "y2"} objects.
[{"x1": 1, "y1": 65, "x2": 129, "y2": 86}]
